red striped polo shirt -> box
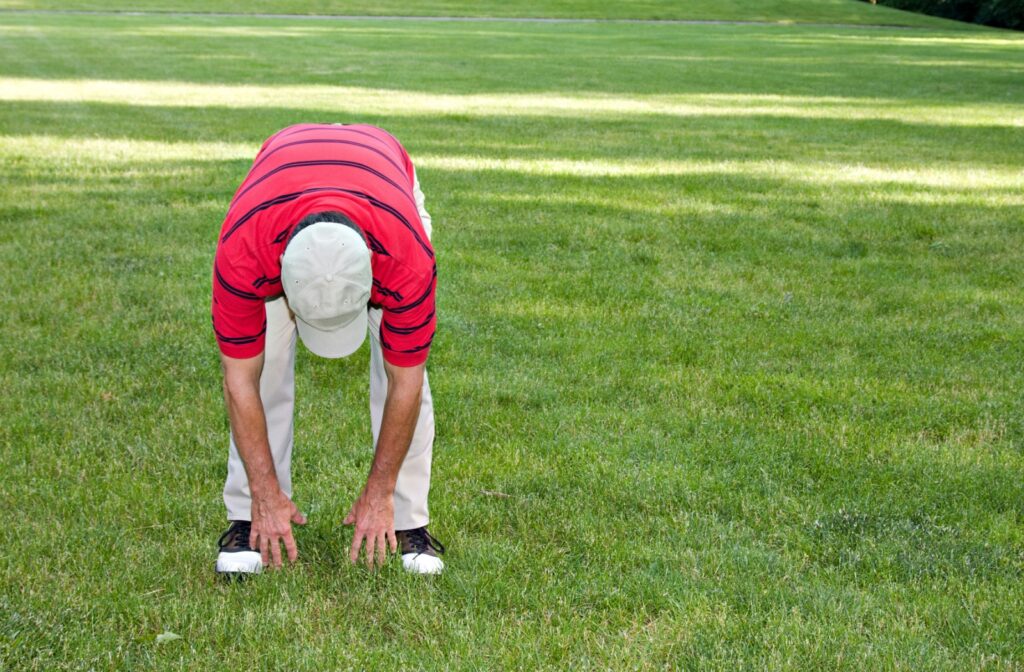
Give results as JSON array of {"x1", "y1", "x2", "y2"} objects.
[{"x1": 211, "y1": 124, "x2": 436, "y2": 367}]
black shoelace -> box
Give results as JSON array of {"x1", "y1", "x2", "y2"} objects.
[
  {"x1": 218, "y1": 521, "x2": 252, "y2": 550},
  {"x1": 406, "y1": 527, "x2": 446, "y2": 555}
]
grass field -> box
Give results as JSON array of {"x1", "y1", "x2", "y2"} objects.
[
  {"x1": 1, "y1": 1, "x2": 1023, "y2": 669},
  {"x1": 0, "y1": 0, "x2": 966, "y2": 27}
]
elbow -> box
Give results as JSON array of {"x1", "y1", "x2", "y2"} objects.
[
  {"x1": 387, "y1": 372, "x2": 424, "y2": 406},
  {"x1": 219, "y1": 352, "x2": 265, "y2": 411},
  {"x1": 223, "y1": 375, "x2": 252, "y2": 400},
  {"x1": 383, "y1": 361, "x2": 425, "y2": 392},
  {"x1": 394, "y1": 378, "x2": 423, "y2": 405},
  {"x1": 222, "y1": 377, "x2": 241, "y2": 404},
  {"x1": 222, "y1": 368, "x2": 260, "y2": 404}
]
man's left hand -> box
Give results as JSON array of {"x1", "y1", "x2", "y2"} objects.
[{"x1": 343, "y1": 486, "x2": 397, "y2": 568}]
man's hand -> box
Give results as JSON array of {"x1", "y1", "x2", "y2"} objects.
[
  {"x1": 344, "y1": 486, "x2": 397, "y2": 568},
  {"x1": 340, "y1": 360, "x2": 424, "y2": 569},
  {"x1": 250, "y1": 490, "x2": 307, "y2": 569}
]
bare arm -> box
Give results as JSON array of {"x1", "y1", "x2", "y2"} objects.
[
  {"x1": 221, "y1": 352, "x2": 306, "y2": 567},
  {"x1": 344, "y1": 360, "x2": 425, "y2": 567},
  {"x1": 221, "y1": 352, "x2": 275, "y2": 492},
  {"x1": 369, "y1": 360, "x2": 425, "y2": 494}
]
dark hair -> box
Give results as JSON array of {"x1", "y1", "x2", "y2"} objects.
[{"x1": 286, "y1": 211, "x2": 365, "y2": 246}]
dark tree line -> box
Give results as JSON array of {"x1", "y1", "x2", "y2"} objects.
[{"x1": 864, "y1": 0, "x2": 1023, "y2": 30}]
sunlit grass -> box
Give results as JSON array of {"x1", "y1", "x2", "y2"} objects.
[
  {"x1": 792, "y1": 34, "x2": 1024, "y2": 47},
  {"x1": 5, "y1": 135, "x2": 1022, "y2": 195},
  {"x1": 3, "y1": 76, "x2": 1021, "y2": 127},
  {"x1": 0, "y1": 134, "x2": 252, "y2": 161}
]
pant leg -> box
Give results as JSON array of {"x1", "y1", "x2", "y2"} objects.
[
  {"x1": 368, "y1": 308, "x2": 435, "y2": 530},
  {"x1": 412, "y1": 167, "x2": 432, "y2": 240},
  {"x1": 223, "y1": 296, "x2": 298, "y2": 521},
  {"x1": 370, "y1": 166, "x2": 435, "y2": 530}
]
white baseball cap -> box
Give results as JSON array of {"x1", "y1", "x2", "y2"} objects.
[{"x1": 281, "y1": 221, "x2": 371, "y2": 359}]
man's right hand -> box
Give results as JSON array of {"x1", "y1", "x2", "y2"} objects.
[
  {"x1": 250, "y1": 490, "x2": 307, "y2": 568},
  {"x1": 222, "y1": 351, "x2": 307, "y2": 569}
]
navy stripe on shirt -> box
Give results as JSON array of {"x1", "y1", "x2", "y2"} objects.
[
  {"x1": 213, "y1": 320, "x2": 267, "y2": 345},
  {"x1": 222, "y1": 187, "x2": 433, "y2": 261},
  {"x1": 380, "y1": 331, "x2": 434, "y2": 354},
  {"x1": 358, "y1": 192, "x2": 433, "y2": 258},
  {"x1": 248, "y1": 138, "x2": 407, "y2": 183},
  {"x1": 232, "y1": 159, "x2": 416, "y2": 212},
  {"x1": 215, "y1": 264, "x2": 261, "y2": 301},
  {"x1": 276, "y1": 125, "x2": 395, "y2": 153},
  {"x1": 252, "y1": 275, "x2": 280, "y2": 288},
  {"x1": 222, "y1": 188, "x2": 324, "y2": 242},
  {"x1": 383, "y1": 310, "x2": 434, "y2": 335},
  {"x1": 390, "y1": 265, "x2": 437, "y2": 314},
  {"x1": 364, "y1": 230, "x2": 391, "y2": 256},
  {"x1": 373, "y1": 279, "x2": 403, "y2": 302}
]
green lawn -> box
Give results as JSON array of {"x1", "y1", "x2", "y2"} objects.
[
  {"x1": 1, "y1": 3, "x2": 1023, "y2": 670},
  {"x1": 0, "y1": 0, "x2": 967, "y2": 27}
]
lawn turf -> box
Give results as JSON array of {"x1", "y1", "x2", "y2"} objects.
[
  {"x1": 0, "y1": 6, "x2": 1023, "y2": 671},
  {"x1": 0, "y1": 0, "x2": 968, "y2": 28}
]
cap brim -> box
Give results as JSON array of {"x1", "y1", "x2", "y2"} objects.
[{"x1": 295, "y1": 307, "x2": 368, "y2": 359}]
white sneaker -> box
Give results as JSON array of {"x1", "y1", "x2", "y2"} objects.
[
  {"x1": 396, "y1": 527, "x2": 446, "y2": 575},
  {"x1": 215, "y1": 521, "x2": 263, "y2": 577}
]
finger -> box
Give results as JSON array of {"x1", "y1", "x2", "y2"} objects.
[
  {"x1": 270, "y1": 534, "x2": 283, "y2": 568},
  {"x1": 284, "y1": 531, "x2": 299, "y2": 564},
  {"x1": 350, "y1": 529, "x2": 364, "y2": 564},
  {"x1": 365, "y1": 532, "x2": 377, "y2": 568},
  {"x1": 343, "y1": 510, "x2": 355, "y2": 526},
  {"x1": 292, "y1": 508, "x2": 307, "y2": 525},
  {"x1": 259, "y1": 534, "x2": 271, "y2": 566},
  {"x1": 375, "y1": 532, "x2": 388, "y2": 568},
  {"x1": 249, "y1": 527, "x2": 257, "y2": 550},
  {"x1": 387, "y1": 528, "x2": 398, "y2": 554}
]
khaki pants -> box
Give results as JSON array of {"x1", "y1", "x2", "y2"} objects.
[{"x1": 223, "y1": 172, "x2": 435, "y2": 531}]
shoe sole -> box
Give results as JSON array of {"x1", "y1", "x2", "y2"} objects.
[
  {"x1": 214, "y1": 551, "x2": 442, "y2": 575},
  {"x1": 401, "y1": 552, "x2": 444, "y2": 575},
  {"x1": 216, "y1": 550, "x2": 263, "y2": 576}
]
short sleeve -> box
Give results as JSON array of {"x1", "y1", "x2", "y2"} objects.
[
  {"x1": 379, "y1": 265, "x2": 436, "y2": 367},
  {"x1": 211, "y1": 258, "x2": 267, "y2": 359}
]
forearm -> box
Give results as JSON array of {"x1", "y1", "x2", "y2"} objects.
[
  {"x1": 221, "y1": 355, "x2": 280, "y2": 497},
  {"x1": 366, "y1": 375, "x2": 422, "y2": 496},
  {"x1": 226, "y1": 390, "x2": 280, "y2": 496},
  {"x1": 221, "y1": 352, "x2": 306, "y2": 566}
]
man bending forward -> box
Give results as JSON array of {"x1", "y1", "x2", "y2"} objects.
[{"x1": 211, "y1": 124, "x2": 444, "y2": 576}]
